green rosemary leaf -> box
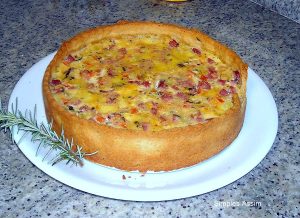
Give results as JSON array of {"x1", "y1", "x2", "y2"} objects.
[
  {"x1": 0, "y1": 98, "x2": 97, "y2": 166},
  {"x1": 17, "y1": 131, "x2": 30, "y2": 145}
]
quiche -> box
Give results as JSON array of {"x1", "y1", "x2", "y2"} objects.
[{"x1": 42, "y1": 21, "x2": 248, "y2": 172}]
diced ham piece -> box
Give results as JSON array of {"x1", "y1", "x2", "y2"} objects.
[
  {"x1": 118, "y1": 48, "x2": 127, "y2": 55},
  {"x1": 107, "y1": 44, "x2": 115, "y2": 50},
  {"x1": 169, "y1": 39, "x2": 179, "y2": 48},
  {"x1": 180, "y1": 79, "x2": 194, "y2": 89},
  {"x1": 172, "y1": 114, "x2": 181, "y2": 122},
  {"x1": 141, "y1": 122, "x2": 149, "y2": 131},
  {"x1": 192, "y1": 48, "x2": 201, "y2": 55},
  {"x1": 217, "y1": 79, "x2": 226, "y2": 85},
  {"x1": 161, "y1": 92, "x2": 173, "y2": 101},
  {"x1": 233, "y1": 70, "x2": 241, "y2": 84},
  {"x1": 137, "y1": 102, "x2": 145, "y2": 109},
  {"x1": 229, "y1": 86, "x2": 236, "y2": 94},
  {"x1": 142, "y1": 81, "x2": 151, "y2": 88},
  {"x1": 50, "y1": 79, "x2": 61, "y2": 86},
  {"x1": 63, "y1": 83, "x2": 76, "y2": 90},
  {"x1": 219, "y1": 89, "x2": 230, "y2": 96},
  {"x1": 107, "y1": 68, "x2": 116, "y2": 77},
  {"x1": 198, "y1": 81, "x2": 211, "y2": 90},
  {"x1": 207, "y1": 66, "x2": 218, "y2": 79},
  {"x1": 183, "y1": 102, "x2": 192, "y2": 108},
  {"x1": 107, "y1": 113, "x2": 126, "y2": 126},
  {"x1": 87, "y1": 83, "x2": 95, "y2": 90},
  {"x1": 52, "y1": 87, "x2": 64, "y2": 93},
  {"x1": 79, "y1": 105, "x2": 90, "y2": 113},
  {"x1": 150, "y1": 107, "x2": 158, "y2": 115},
  {"x1": 176, "y1": 92, "x2": 188, "y2": 100},
  {"x1": 207, "y1": 58, "x2": 215, "y2": 64},
  {"x1": 191, "y1": 112, "x2": 204, "y2": 122},
  {"x1": 128, "y1": 80, "x2": 141, "y2": 85},
  {"x1": 156, "y1": 80, "x2": 168, "y2": 89},
  {"x1": 63, "y1": 55, "x2": 75, "y2": 65},
  {"x1": 106, "y1": 92, "x2": 119, "y2": 104},
  {"x1": 65, "y1": 99, "x2": 81, "y2": 106},
  {"x1": 171, "y1": 85, "x2": 179, "y2": 90},
  {"x1": 188, "y1": 87, "x2": 198, "y2": 95},
  {"x1": 159, "y1": 115, "x2": 167, "y2": 122}
]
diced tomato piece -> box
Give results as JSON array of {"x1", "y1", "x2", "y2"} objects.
[
  {"x1": 118, "y1": 122, "x2": 127, "y2": 128},
  {"x1": 217, "y1": 98, "x2": 224, "y2": 103},
  {"x1": 192, "y1": 48, "x2": 201, "y2": 55},
  {"x1": 130, "y1": 107, "x2": 138, "y2": 114},
  {"x1": 219, "y1": 89, "x2": 230, "y2": 96},
  {"x1": 50, "y1": 79, "x2": 61, "y2": 86},
  {"x1": 95, "y1": 115, "x2": 106, "y2": 123},
  {"x1": 200, "y1": 75, "x2": 208, "y2": 81},
  {"x1": 169, "y1": 39, "x2": 179, "y2": 48},
  {"x1": 80, "y1": 70, "x2": 95, "y2": 80},
  {"x1": 63, "y1": 55, "x2": 75, "y2": 65}
]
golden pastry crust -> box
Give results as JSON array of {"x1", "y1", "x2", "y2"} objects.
[{"x1": 42, "y1": 21, "x2": 248, "y2": 172}]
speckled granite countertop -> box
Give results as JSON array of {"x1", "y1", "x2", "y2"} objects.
[
  {"x1": 251, "y1": 0, "x2": 300, "y2": 23},
  {"x1": 0, "y1": 0, "x2": 299, "y2": 217}
]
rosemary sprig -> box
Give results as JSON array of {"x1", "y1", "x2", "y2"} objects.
[{"x1": 0, "y1": 99, "x2": 97, "y2": 166}]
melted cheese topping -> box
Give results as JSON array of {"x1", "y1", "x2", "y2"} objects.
[{"x1": 49, "y1": 34, "x2": 242, "y2": 131}]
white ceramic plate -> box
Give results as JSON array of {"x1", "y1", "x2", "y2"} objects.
[{"x1": 8, "y1": 53, "x2": 278, "y2": 201}]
